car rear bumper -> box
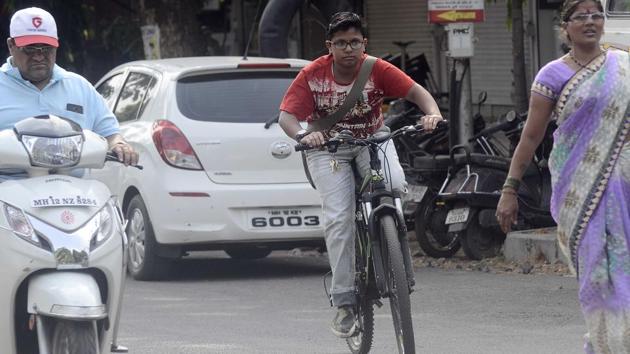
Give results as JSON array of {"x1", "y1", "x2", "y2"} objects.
[{"x1": 147, "y1": 182, "x2": 324, "y2": 245}]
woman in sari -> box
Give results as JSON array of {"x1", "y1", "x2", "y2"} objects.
[{"x1": 496, "y1": 0, "x2": 630, "y2": 352}]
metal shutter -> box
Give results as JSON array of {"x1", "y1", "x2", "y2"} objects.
[{"x1": 365, "y1": 1, "x2": 435, "y2": 70}]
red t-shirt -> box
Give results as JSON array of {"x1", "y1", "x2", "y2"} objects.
[{"x1": 280, "y1": 54, "x2": 415, "y2": 138}]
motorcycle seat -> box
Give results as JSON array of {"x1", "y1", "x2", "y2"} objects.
[
  {"x1": 412, "y1": 154, "x2": 451, "y2": 170},
  {"x1": 450, "y1": 153, "x2": 511, "y2": 170}
]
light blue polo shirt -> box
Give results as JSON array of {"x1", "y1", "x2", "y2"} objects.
[
  {"x1": 0, "y1": 57, "x2": 119, "y2": 180},
  {"x1": 0, "y1": 57, "x2": 119, "y2": 137}
]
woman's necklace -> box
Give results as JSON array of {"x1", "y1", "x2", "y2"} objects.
[{"x1": 568, "y1": 49, "x2": 604, "y2": 70}]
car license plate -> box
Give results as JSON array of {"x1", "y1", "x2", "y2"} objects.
[
  {"x1": 445, "y1": 207, "x2": 470, "y2": 225},
  {"x1": 248, "y1": 208, "x2": 321, "y2": 229}
]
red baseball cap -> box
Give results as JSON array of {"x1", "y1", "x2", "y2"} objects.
[{"x1": 10, "y1": 7, "x2": 59, "y2": 47}]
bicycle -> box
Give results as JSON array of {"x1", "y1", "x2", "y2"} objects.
[{"x1": 295, "y1": 125, "x2": 419, "y2": 354}]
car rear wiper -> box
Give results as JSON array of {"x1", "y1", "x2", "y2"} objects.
[{"x1": 264, "y1": 114, "x2": 279, "y2": 129}]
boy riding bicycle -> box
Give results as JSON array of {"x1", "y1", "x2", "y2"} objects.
[{"x1": 278, "y1": 11, "x2": 443, "y2": 338}]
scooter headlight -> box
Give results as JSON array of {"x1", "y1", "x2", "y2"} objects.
[
  {"x1": 3, "y1": 204, "x2": 37, "y2": 245},
  {"x1": 91, "y1": 201, "x2": 116, "y2": 249},
  {"x1": 21, "y1": 135, "x2": 83, "y2": 168}
]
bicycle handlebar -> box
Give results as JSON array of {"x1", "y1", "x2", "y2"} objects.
[{"x1": 294, "y1": 124, "x2": 426, "y2": 152}]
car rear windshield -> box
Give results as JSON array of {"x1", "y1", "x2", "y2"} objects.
[{"x1": 176, "y1": 71, "x2": 299, "y2": 123}]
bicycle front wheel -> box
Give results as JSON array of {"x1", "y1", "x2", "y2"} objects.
[{"x1": 381, "y1": 215, "x2": 415, "y2": 354}]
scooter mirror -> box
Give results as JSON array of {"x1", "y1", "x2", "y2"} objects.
[{"x1": 505, "y1": 110, "x2": 517, "y2": 122}]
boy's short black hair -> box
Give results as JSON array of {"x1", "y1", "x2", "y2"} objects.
[{"x1": 326, "y1": 12, "x2": 365, "y2": 40}]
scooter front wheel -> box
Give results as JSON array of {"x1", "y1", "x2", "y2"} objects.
[{"x1": 51, "y1": 320, "x2": 97, "y2": 354}]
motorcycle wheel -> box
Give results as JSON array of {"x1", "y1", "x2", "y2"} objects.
[
  {"x1": 51, "y1": 320, "x2": 97, "y2": 354},
  {"x1": 126, "y1": 195, "x2": 172, "y2": 280},
  {"x1": 460, "y1": 211, "x2": 505, "y2": 260},
  {"x1": 414, "y1": 191, "x2": 461, "y2": 258}
]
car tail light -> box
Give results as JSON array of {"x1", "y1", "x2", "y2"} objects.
[{"x1": 152, "y1": 120, "x2": 203, "y2": 170}]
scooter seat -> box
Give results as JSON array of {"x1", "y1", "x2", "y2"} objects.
[
  {"x1": 450, "y1": 153, "x2": 511, "y2": 170},
  {"x1": 412, "y1": 155, "x2": 451, "y2": 170}
]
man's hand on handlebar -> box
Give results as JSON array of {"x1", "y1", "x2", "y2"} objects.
[
  {"x1": 419, "y1": 114, "x2": 444, "y2": 132},
  {"x1": 110, "y1": 141, "x2": 139, "y2": 166},
  {"x1": 299, "y1": 131, "x2": 326, "y2": 148}
]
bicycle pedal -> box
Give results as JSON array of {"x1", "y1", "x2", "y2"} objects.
[{"x1": 374, "y1": 299, "x2": 383, "y2": 308}]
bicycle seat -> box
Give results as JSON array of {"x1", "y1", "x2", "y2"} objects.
[{"x1": 393, "y1": 41, "x2": 416, "y2": 48}]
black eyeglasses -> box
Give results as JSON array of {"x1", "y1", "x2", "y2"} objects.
[
  {"x1": 16, "y1": 45, "x2": 55, "y2": 56},
  {"x1": 569, "y1": 12, "x2": 605, "y2": 23},
  {"x1": 329, "y1": 39, "x2": 364, "y2": 50}
]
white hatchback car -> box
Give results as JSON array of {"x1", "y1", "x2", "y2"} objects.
[{"x1": 91, "y1": 56, "x2": 324, "y2": 280}]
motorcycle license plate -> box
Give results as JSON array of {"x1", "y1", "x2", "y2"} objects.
[
  {"x1": 445, "y1": 207, "x2": 470, "y2": 225},
  {"x1": 247, "y1": 208, "x2": 321, "y2": 229}
]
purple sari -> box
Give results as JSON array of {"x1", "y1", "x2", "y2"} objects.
[{"x1": 533, "y1": 49, "x2": 630, "y2": 353}]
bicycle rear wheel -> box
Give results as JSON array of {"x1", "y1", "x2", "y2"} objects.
[
  {"x1": 381, "y1": 215, "x2": 415, "y2": 354},
  {"x1": 347, "y1": 225, "x2": 374, "y2": 353},
  {"x1": 346, "y1": 297, "x2": 374, "y2": 354}
]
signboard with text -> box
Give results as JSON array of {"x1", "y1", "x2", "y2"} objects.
[{"x1": 428, "y1": 0, "x2": 485, "y2": 23}]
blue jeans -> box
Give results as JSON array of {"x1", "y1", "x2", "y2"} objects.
[{"x1": 306, "y1": 141, "x2": 407, "y2": 307}]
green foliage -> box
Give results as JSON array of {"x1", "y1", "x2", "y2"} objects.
[{"x1": 0, "y1": 0, "x2": 144, "y2": 82}]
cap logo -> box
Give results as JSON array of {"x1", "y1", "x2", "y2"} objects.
[{"x1": 32, "y1": 16, "x2": 42, "y2": 28}]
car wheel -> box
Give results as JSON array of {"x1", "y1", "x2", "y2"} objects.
[
  {"x1": 225, "y1": 246, "x2": 272, "y2": 259},
  {"x1": 126, "y1": 195, "x2": 172, "y2": 280}
]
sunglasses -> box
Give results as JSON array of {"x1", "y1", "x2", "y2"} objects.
[
  {"x1": 568, "y1": 12, "x2": 605, "y2": 23},
  {"x1": 13, "y1": 41, "x2": 55, "y2": 56}
]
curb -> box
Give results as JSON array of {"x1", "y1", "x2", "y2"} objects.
[{"x1": 503, "y1": 227, "x2": 569, "y2": 266}]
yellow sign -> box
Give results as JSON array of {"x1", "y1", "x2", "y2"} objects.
[{"x1": 437, "y1": 10, "x2": 478, "y2": 22}]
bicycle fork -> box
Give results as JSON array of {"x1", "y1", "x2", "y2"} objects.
[{"x1": 363, "y1": 197, "x2": 416, "y2": 296}]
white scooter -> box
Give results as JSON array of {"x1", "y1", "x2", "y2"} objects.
[{"x1": 0, "y1": 115, "x2": 133, "y2": 354}]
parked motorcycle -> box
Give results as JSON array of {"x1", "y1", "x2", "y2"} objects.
[
  {"x1": 437, "y1": 111, "x2": 556, "y2": 260},
  {"x1": 388, "y1": 93, "x2": 494, "y2": 258},
  {"x1": 0, "y1": 115, "x2": 133, "y2": 354}
]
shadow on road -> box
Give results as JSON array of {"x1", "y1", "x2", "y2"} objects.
[{"x1": 161, "y1": 251, "x2": 331, "y2": 282}]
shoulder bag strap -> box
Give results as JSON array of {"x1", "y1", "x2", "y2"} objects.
[
  {"x1": 306, "y1": 55, "x2": 377, "y2": 133},
  {"x1": 302, "y1": 56, "x2": 377, "y2": 189}
]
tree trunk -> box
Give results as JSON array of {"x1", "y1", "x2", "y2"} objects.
[
  {"x1": 511, "y1": 0, "x2": 529, "y2": 113},
  {"x1": 138, "y1": 0, "x2": 206, "y2": 58}
]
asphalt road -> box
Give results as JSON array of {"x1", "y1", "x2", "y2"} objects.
[{"x1": 117, "y1": 251, "x2": 585, "y2": 354}]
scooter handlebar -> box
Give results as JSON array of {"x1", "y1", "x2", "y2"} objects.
[{"x1": 105, "y1": 152, "x2": 143, "y2": 170}]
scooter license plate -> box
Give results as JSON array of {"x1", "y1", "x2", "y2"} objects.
[{"x1": 445, "y1": 207, "x2": 470, "y2": 225}]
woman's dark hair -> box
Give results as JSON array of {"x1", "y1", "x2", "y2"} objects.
[
  {"x1": 561, "y1": 0, "x2": 604, "y2": 22},
  {"x1": 326, "y1": 12, "x2": 365, "y2": 40}
]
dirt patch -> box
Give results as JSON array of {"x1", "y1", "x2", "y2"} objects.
[
  {"x1": 412, "y1": 253, "x2": 572, "y2": 276},
  {"x1": 407, "y1": 231, "x2": 571, "y2": 276}
]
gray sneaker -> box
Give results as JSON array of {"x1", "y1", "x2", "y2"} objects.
[{"x1": 330, "y1": 306, "x2": 357, "y2": 338}]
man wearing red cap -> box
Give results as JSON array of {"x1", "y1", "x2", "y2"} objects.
[{"x1": 1, "y1": 7, "x2": 138, "y2": 167}]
